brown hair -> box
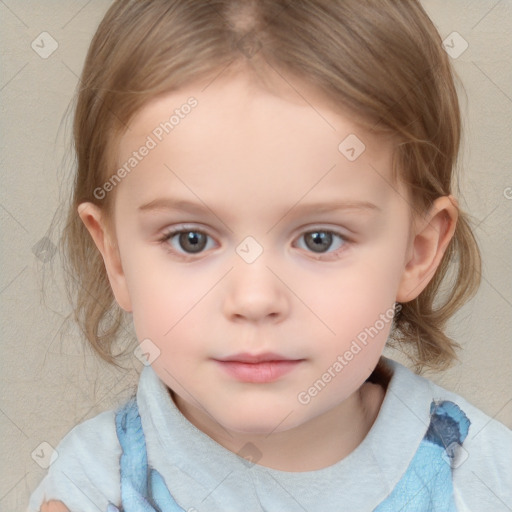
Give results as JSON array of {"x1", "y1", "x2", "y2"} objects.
[{"x1": 62, "y1": 0, "x2": 481, "y2": 372}]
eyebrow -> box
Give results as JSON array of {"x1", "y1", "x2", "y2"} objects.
[{"x1": 138, "y1": 197, "x2": 381, "y2": 215}]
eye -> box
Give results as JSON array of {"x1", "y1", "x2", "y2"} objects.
[
  {"x1": 158, "y1": 226, "x2": 216, "y2": 255},
  {"x1": 295, "y1": 229, "x2": 348, "y2": 255},
  {"x1": 158, "y1": 226, "x2": 349, "y2": 258}
]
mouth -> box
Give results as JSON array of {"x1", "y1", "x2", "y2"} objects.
[{"x1": 213, "y1": 352, "x2": 305, "y2": 383}]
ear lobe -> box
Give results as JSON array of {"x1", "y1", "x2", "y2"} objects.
[
  {"x1": 77, "y1": 202, "x2": 132, "y2": 312},
  {"x1": 396, "y1": 195, "x2": 458, "y2": 303}
]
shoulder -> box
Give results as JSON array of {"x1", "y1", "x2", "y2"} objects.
[
  {"x1": 385, "y1": 358, "x2": 512, "y2": 510},
  {"x1": 382, "y1": 357, "x2": 510, "y2": 440},
  {"x1": 421, "y1": 371, "x2": 511, "y2": 449},
  {"x1": 426, "y1": 380, "x2": 512, "y2": 510},
  {"x1": 27, "y1": 407, "x2": 123, "y2": 512}
]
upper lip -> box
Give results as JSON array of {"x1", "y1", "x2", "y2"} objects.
[{"x1": 215, "y1": 352, "x2": 301, "y2": 363}]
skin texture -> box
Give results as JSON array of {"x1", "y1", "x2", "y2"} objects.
[
  {"x1": 74, "y1": 69, "x2": 457, "y2": 488},
  {"x1": 40, "y1": 501, "x2": 69, "y2": 511}
]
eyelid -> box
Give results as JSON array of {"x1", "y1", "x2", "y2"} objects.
[
  {"x1": 292, "y1": 226, "x2": 350, "y2": 253},
  {"x1": 159, "y1": 224, "x2": 216, "y2": 243},
  {"x1": 159, "y1": 223, "x2": 350, "y2": 241},
  {"x1": 293, "y1": 224, "x2": 351, "y2": 240}
]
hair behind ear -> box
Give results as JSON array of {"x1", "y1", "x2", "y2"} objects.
[
  {"x1": 61, "y1": 204, "x2": 128, "y2": 368},
  {"x1": 390, "y1": 207, "x2": 481, "y2": 372}
]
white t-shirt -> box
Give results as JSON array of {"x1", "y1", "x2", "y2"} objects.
[{"x1": 27, "y1": 357, "x2": 512, "y2": 512}]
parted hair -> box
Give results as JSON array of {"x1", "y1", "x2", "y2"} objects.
[{"x1": 62, "y1": 0, "x2": 481, "y2": 372}]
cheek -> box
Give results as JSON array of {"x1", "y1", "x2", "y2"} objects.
[
  {"x1": 299, "y1": 237, "x2": 407, "y2": 380},
  {"x1": 120, "y1": 246, "x2": 198, "y2": 341},
  {"x1": 313, "y1": 247, "x2": 405, "y2": 336}
]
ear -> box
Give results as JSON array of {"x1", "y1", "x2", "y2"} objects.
[
  {"x1": 77, "y1": 202, "x2": 132, "y2": 312},
  {"x1": 396, "y1": 195, "x2": 458, "y2": 303}
]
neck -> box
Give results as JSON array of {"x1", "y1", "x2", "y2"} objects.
[{"x1": 171, "y1": 381, "x2": 386, "y2": 472}]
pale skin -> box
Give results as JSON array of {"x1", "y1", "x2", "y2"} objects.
[{"x1": 42, "y1": 69, "x2": 457, "y2": 510}]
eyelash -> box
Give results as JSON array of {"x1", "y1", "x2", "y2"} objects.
[{"x1": 157, "y1": 225, "x2": 351, "y2": 260}]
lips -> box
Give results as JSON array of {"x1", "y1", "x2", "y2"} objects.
[
  {"x1": 218, "y1": 352, "x2": 295, "y2": 363},
  {"x1": 213, "y1": 352, "x2": 304, "y2": 383}
]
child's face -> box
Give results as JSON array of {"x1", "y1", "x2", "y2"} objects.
[{"x1": 103, "y1": 71, "x2": 416, "y2": 435}]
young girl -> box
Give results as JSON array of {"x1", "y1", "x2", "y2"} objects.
[{"x1": 29, "y1": 0, "x2": 511, "y2": 511}]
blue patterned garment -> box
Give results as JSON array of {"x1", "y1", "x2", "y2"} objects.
[
  {"x1": 107, "y1": 397, "x2": 470, "y2": 511},
  {"x1": 106, "y1": 396, "x2": 185, "y2": 512},
  {"x1": 375, "y1": 400, "x2": 470, "y2": 511}
]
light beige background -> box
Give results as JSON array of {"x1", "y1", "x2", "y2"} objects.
[{"x1": 1, "y1": 1, "x2": 511, "y2": 510}]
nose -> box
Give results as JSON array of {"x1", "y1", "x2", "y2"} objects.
[{"x1": 222, "y1": 256, "x2": 290, "y2": 324}]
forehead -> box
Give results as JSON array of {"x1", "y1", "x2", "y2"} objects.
[
  {"x1": 115, "y1": 70, "x2": 403, "y2": 220},
  {"x1": 123, "y1": 68, "x2": 392, "y2": 156}
]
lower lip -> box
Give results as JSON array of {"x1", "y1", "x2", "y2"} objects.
[{"x1": 214, "y1": 360, "x2": 302, "y2": 383}]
